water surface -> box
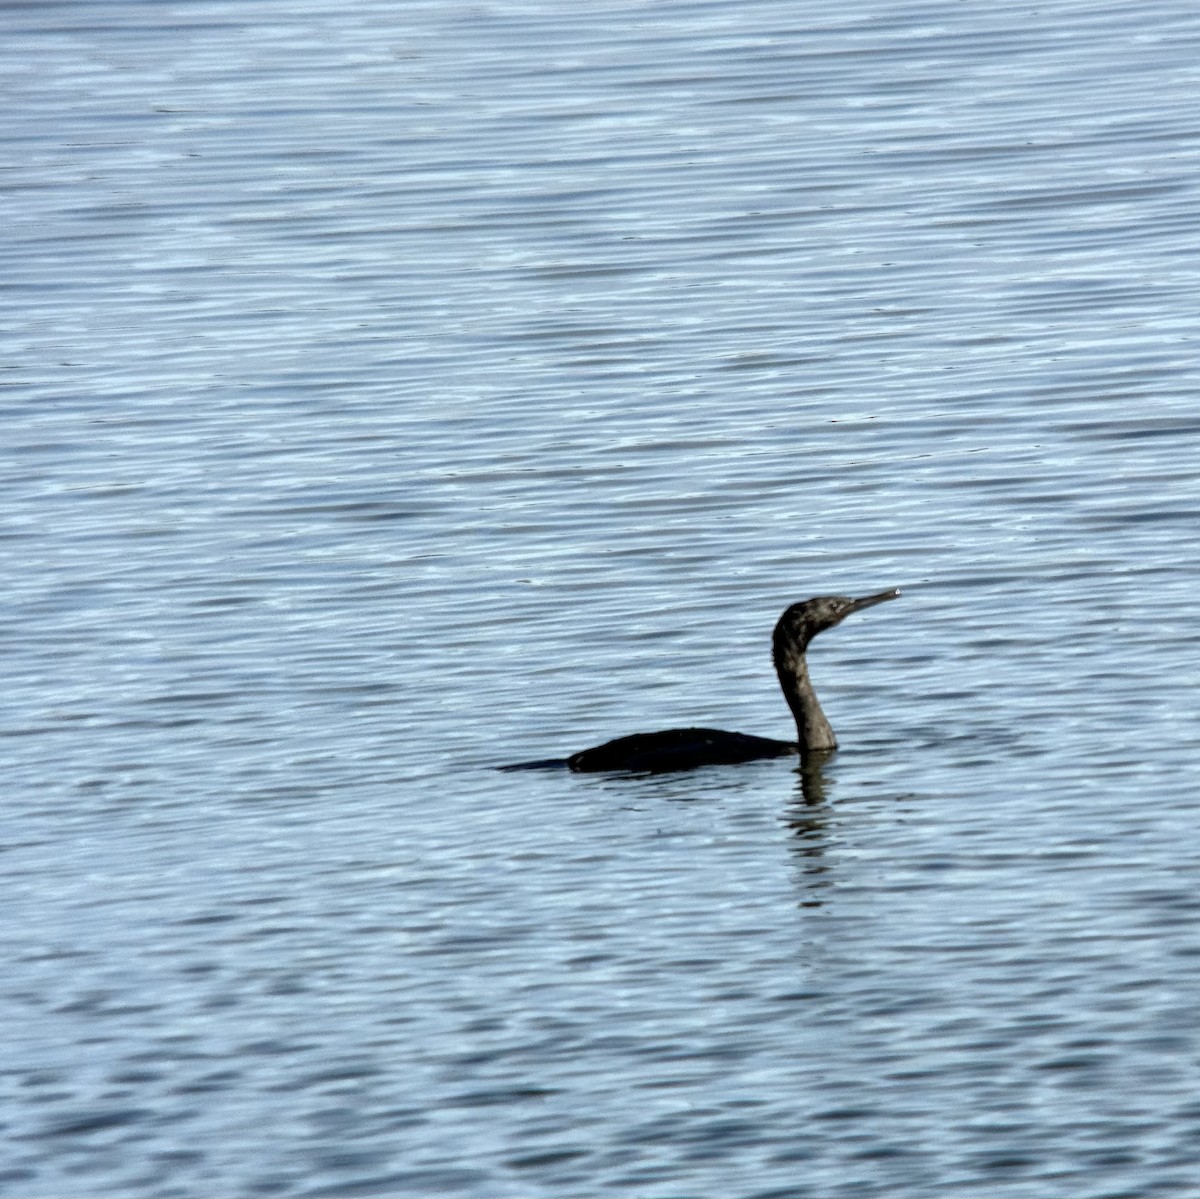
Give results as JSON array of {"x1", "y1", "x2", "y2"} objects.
[{"x1": 4, "y1": 0, "x2": 1200, "y2": 1195}]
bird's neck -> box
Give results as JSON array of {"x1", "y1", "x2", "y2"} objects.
[{"x1": 773, "y1": 640, "x2": 837, "y2": 753}]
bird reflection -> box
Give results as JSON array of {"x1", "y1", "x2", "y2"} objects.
[{"x1": 784, "y1": 750, "x2": 834, "y2": 906}]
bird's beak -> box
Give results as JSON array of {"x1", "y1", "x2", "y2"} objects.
[{"x1": 846, "y1": 588, "x2": 901, "y2": 615}]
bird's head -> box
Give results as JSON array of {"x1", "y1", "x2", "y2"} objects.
[{"x1": 773, "y1": 588, "x2": 900, "y2": 654}]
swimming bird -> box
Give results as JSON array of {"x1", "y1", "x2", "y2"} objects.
[{"x1": 504, "y1": 589, "x2": 900, "y2": 773}]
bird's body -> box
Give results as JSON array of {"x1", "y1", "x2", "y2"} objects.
[
  {"x1": 566, "y1": 728, "x2": 796, "y2": 773},
  {"x1": 502, "y1": 589, "x2": 900, "y2": 774}
]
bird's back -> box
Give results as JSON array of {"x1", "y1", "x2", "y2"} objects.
[{"x1": 567, "y1": 727, "x2": 796, "y2": 773}]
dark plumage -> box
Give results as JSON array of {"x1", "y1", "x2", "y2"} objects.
[{"x1": 502, "y1": 589, "x2": 900, "y2": 774}]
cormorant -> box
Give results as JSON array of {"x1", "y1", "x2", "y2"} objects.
[{"x1": 503, "y1": 589, "x2": 900, "y2": 773}]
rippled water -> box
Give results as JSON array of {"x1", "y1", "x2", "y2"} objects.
[{"x1": 5, "y1": 0, "x2": 1200, "y2": 1195}]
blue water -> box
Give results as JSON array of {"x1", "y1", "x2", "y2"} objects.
[{"x1": 4, "y1": 0, "x2": 1200, "y2": 1194}]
